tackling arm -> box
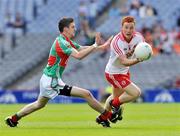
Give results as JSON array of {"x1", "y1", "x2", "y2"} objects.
[
  {"x1": 70, "y1": 44, "x2": 97, "y2": 60},
  {"x1": 78, "y1": 34, "x2": 113, "y2": 52}
]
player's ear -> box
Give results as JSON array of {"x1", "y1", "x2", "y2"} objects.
[{"x1": 64, "y1": 27, "x2": 69, "y2": 32}]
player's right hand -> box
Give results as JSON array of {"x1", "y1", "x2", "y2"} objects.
[{"x1": 95, "y1": 32, "x2": 102, "y2": 46}]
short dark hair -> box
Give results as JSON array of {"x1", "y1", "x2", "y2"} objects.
[{"x1": 58, "y1": 17, "x2": 74, "y2": 32}]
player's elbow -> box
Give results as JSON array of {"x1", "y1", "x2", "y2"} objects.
[
  {"x1": 73, "y1": 53, "x2": 84, "y2": 60},
  {"x1": 75, "y1": 56, "x2": 83, "y2": 60},
  {"x1": 77, "y1": 57, "x2": 83, "y2": 60}
]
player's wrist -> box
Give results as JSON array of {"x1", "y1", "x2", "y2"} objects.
[{"x1": 92, "y1": 43, "x2": 98, "y2": 48}]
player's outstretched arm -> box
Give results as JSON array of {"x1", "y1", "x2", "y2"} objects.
[
  {"x1": 71, "y1": 33, "x2": 113, "y2": 60},
  {"x1": 70, "y1": 44, "x2": 97, "y2": 60},
  {"x1": 78, "y1": 33, "x2": 113, "y2": 51}
]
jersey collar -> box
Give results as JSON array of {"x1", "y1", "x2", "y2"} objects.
[
  {"x1": 121, "y1": 31, "x2": 135, "y2": 43},
  {"x1": 60, "y1": 33, "x2": 76, "y2": 48}
]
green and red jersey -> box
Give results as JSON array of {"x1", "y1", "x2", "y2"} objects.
[{"x1": 43, "y1": 34, "x2": 80, "y2": 78}]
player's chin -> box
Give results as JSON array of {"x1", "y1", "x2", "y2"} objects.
[
  {"x1": 126, "y1": 34, "x2": 132, "y2": 37},
  {"x1": 72, "y1": 33, "x2": 75, "y2": 38}
]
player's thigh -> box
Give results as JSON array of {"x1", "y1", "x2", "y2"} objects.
[
  {"x1": 123, "y1": 82, "x2": 141, "y2": 97},
  {"x1": 70, "y1": 86, "x2": 92, "y2": 98}
]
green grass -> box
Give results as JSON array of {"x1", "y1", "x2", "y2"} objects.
[{"x1": 0, "y1": 103, "x2": 180, "y2": 136}]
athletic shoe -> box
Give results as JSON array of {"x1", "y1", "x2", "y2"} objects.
[
  {"x1": 96, "y1": 116, "x2": 110, "y2": 128},
  {"x1": 5, "y1": 117, "x2": 18, "y2": 127},
  {"x1": 109, "y1": 100, "x2": 123, "y2": 123}
]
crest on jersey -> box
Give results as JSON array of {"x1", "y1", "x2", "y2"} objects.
[
  {"x1": 124, "y1": 48, "x2": 127, "y2": 51},
  {"x1": 121, "y1": 80, "x2": 126, "y2": 86},
  {"x1": 63, "y1": 40, "x2": 71, "y2": 48}
]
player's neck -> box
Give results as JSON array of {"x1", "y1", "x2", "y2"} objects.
[
  {"x1": 122, "y1": 32, "x2": 133, "y2": 43},
  {"x1": 61, "y1": 32, "x2": 71, "y2": 39}
]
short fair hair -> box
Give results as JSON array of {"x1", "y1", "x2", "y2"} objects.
[{"x1": 121, "y1": 16, "x2": 136, "y2": 26}]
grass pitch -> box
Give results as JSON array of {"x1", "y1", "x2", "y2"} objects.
[{"x1": 0, "y1": 103, "x2": 179, "y2": 136}]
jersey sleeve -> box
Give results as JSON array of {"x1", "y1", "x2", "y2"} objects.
[
  {"x1": 111, "y1": 36, "x2": 125, "y2": 56},
  {"x1": 71, "y1": 40, "x2": 81, "y2": 50},
  {"x1": 64, "y1": 47, "x2": 72, "y2": 56}
]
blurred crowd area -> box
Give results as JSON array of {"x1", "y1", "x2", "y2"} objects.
[
  {"x1": 78, "y1": 0, "x2": 180, "y2": 56},
  {"x1": 0, "y1": 0, "x2": 111, "y2": 61},
  {"x1": 0, "y1": 0, "x2": 180, "y2": 91},
  {"x1": 0, "y1": 0, "x2": 47, "y2": 61}
]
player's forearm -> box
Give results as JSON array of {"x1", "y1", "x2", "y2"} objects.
[
  {"x1": 77, "y1": 45, "x2": 96, "y2": 59},
  {"x1": 120, "y1": 58, "x2": 140, "y2": 66},
  {"x1": 95, "y1": 44, "x2": 106, "y2": 51}
]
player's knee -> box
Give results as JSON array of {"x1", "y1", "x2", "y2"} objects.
[
  {"x1": 133, "y1": 88, "x2": 141, "y2": 99},
  {"x1": 35, "y1": 102, "x2": 46, "y2": 109},
  {"x1": 83, "y1": 91, "x2": 93, "y2": 99}
]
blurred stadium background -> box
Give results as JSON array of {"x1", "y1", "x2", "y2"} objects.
[{"x1": 0, "y1": 0, "x2": 180, "y2": 104}]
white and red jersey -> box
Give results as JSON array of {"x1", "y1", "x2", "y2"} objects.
[{"x1": 105, "y1": 31, "x2": 145, "y2": 74}]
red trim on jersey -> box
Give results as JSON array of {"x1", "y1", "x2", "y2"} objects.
[
  {"x1": 112, "y1": 36, "x2": 123, "y2": 55},
  {"x1": 47, "y1": 55, "x2": 56, "y2": 66},
  {"x1": 55, "y1": 40, "x2": 69, "y2": 67},
  {"x1": 114, "y1": 36, "x2": 122, "y2": 53},
  {"x1": 118, "y1": 33, "x2": 125, "y2": 41},
  {"x1": 61, "y1": 33, "x2": 76, "y2": 49}
]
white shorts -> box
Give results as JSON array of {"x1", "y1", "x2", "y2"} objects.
[{"x1": 39, "y1": 74, "x2": 65, "y2": 99}]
